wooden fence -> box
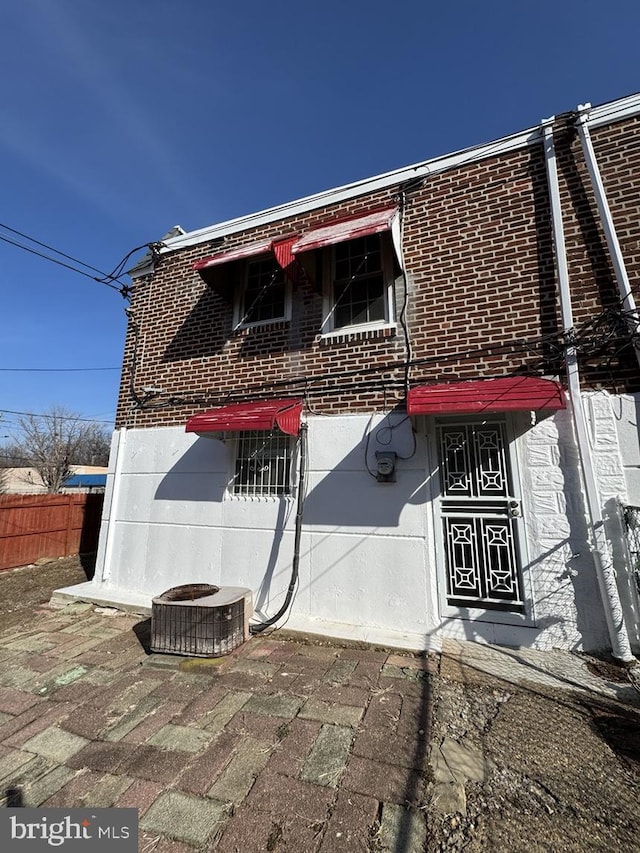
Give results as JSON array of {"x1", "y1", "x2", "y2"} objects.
[{"x1": 0, "y1": 493, "x2": 104, "y2": 571}]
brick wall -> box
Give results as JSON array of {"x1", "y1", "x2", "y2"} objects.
[
  {"x1": 115, "y1": 112, "x2": 640, "y2": 429},
  {"x1": 557, "y1": 114, "x2": 640, "y2": 388}
]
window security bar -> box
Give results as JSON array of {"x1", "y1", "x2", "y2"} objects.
[{"x1": 231, "y1": 430, "x2": 292, "y2": 496}]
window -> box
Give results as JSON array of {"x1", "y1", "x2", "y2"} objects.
[
  {"x1": 322, "y1": 233, "x2": 395, "y2": 333},
  {"x1": 234, "y1": 256, "x2": 290, "y2": 328},
  {"x1": 231, "y1": 430, "x2": 293, "y2": 496}
]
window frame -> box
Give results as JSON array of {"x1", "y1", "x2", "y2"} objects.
[
  {"x1": 320, "y1": 233, "x2": 396, "y2": 336},
  {"x1": 232, "y1": 255, "x2": 292, "y2": 330},
  {"x1": 229, "y1": 429, "x2": 295, "y2": 497}
]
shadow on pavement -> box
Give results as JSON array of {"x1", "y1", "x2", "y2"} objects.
[
  {"x1": 78, "y1": 552, "x2": 97, "y2": 581},
  {"x1": 132, "y1": 618, "x2": 152, "y2": 654},
  {"x1": 4, "y1": 786, "x2": 24, "y2": 807}
]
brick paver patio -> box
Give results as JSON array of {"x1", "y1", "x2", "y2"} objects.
[{"x1": 0, "y1": 601, "x2": 434, "y2": 851}]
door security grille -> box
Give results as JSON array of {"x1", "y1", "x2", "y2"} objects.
[{"x1": 438, "y1": 421, "x2": 524, "y2": 610}]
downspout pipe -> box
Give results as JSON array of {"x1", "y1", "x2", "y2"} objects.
[
  {"x1": 250, "y1": 422, "x2": 307, "y2": 634},
  {"x1": 575, "y1": 104, "x2": 640, "y2": 369},
  {"x1": 542, "y1": 118, "x2": 634, "y2": 662}
]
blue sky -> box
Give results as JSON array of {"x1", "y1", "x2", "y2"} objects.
[{"x1": 1, "y1": 0, "x2": 638, "y2": 440}]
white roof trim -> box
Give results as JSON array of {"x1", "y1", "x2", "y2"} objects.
[
  {"x1": 159, "y1": 92, "x2": 640, "y2": 257},
  {"x1": 161, "y1": 125, "x2": 541, "y2": 254},
  {"x1": 586, "y1": 92, "x2": 640, "y2": 129}
]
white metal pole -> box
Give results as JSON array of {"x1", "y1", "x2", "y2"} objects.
[
  {"x1": 575, "y1": 104, "x2": 640, "y2": 369},
  {"x1": 542, "y1": 118, "x2": 633, "y2": 662}
]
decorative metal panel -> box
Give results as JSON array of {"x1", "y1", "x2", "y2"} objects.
[
  {"x1": 439, "y1": 424, "x2": 508, "y2": 499},
  {"x1": 620, "y1": 502, "x2": 640, "y2": 594},
  {"x1": 438, "y1": 421, "x2": 523, "y2": 610}
]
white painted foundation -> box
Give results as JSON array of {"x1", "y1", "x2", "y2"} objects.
[{"x1": 57, "y1": 396, "x2": 639, "y2": 654}]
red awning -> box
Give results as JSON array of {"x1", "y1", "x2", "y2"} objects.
[
  {"x1": 271, "y1": 235, "x2": 300, "y2": 284},
  {"x1": 291, "y1": 207, "x2": 398, "y2": 254},
  {"x1": 407, "y1": 377, "x2": 566, "y2": 416},
  {"x1": 194, "y1": 234, "x2": 302, "y2": 287},
  {"x1": 193, "y1": 238, "x2": 274, "y2": 271},
  {"x1": 186, "y1": 399, "x2": 303, "y2": 437}
]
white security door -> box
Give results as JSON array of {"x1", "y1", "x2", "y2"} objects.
[{"x1": 436, "y1": 418, "x2": 525, "y2": 611}]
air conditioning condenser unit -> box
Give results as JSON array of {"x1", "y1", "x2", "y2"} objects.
[{"x1": 150, "y1": 583, "x2": 252, "y2": 657}]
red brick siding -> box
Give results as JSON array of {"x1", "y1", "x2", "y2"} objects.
[
  {"x1": 404, "y1": 144, "x2": 558, "y2": 384},
  {"x1": 115, "y1": 114, "x2": 640, "y2": 429}
]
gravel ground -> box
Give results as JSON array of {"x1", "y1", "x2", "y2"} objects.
[
  {"x1": 427, "y1": 662, "x2": 640, "y2": 852},
  {"x1": 0, "y1": 554, "x2": 94, "y2": 629}
]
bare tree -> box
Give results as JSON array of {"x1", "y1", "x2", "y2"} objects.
[
  {"x1": 6, "y1": 407, "x2": 111, "y2": 494},
  {"x1": 75, "y1": 422, "x2": 112, "y2": 467}
]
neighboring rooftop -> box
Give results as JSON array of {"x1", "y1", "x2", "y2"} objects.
[{"x1": 62, "y1": 473, "x2": 107, "y2": 490}]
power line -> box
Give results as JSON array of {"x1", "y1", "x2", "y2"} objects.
[
  {"x1": 96, "y1": 243, "x2": 160, "y2": 284},
  {"x1": 0, "y1": 232, "x2": 123, "y2": 292},
  {"x1": 0, "y1": 222, "x2": 119, "y2": 280},
  {"x1": 120, "y1": 294, "x2": 638, "y2": 415},
  {"x1": 0, "y1": 223, "x2": 156, "y2": 297},
  {"x1": 0, "y1": 408, "x2": 114, "y2": 425},
  {"x1": 0, "y1": 453, "x2": 39, "y2": 464},
  {"x1": 0, "y1": 367, "x2": 119, "y2": 373}
]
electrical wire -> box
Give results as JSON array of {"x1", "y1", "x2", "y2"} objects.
[
  {"x1": 0, "y1": 452, "x2": 42, "y2": 465},
  {"x1": 396, "y1": 189, "x2": 413, "y2": 397},
  {"x1": 0, "y1": 223, "x2": 160, "y2": 298},
  {"x1": 250, "y1": 423, "x2": 308, "y2": 634},
  {"x1": 123, "y1": 328, "x2": 558, "y2": 412},
  {"x1": 96, "y1": 242, "x2": 163, "y2": 285},
  {"x1": 0, "y1": 408, "x2": 114, "y2": 425},
  {"x1": 120, "y1": 301, "x2": 634, "y2": 416},
  {"x1": 0, "y1": 367, "x2": 119, "y2": 373},
  {"x1": 0, "y1": 232, "x2": 123, "y2": 292},
  {"x1": 0, "y1": 222, "x2": 125, "y2": 283}
]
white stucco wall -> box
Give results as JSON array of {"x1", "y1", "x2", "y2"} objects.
[
  {"x1": 90, "y1": 414, "x2": 437, "y2": 649},
  {"x1": 81, "y1": 399, "x2": 637, "y2": 654},
  {"x1": 611, "y1": 393, "x2": 640, "y2": 504},
  {"x1": 590, "y1": 391, "x2": 640, "y2": 650}
]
